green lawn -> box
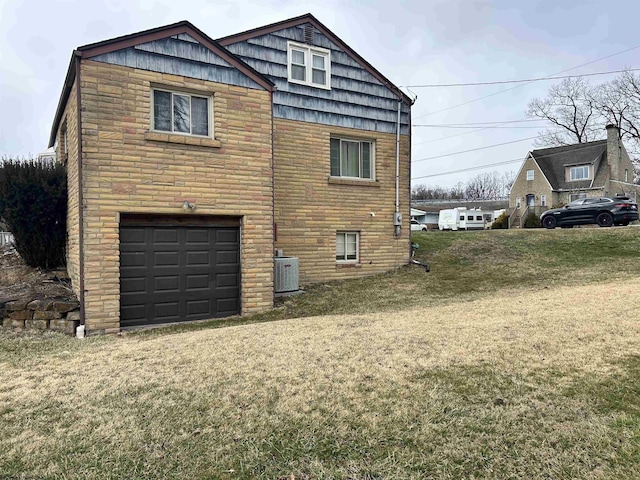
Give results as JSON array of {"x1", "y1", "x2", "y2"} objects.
[{"x1": 1, "y1": 227, "x2": 640, "y2": 479}]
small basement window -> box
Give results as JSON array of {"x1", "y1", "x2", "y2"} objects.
[
  {"x1": 152, "y1": 89, "x2": 212, "y2": 137},
  {"x1": 336, "y1": 232, "x2": 358, "y2": 263}
]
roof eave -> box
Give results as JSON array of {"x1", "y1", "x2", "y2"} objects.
[
  {"x1": 48, "y1": 51, "x2": 80, "y2": 148},
  {"x1": 217, "y1": 13, "x2": 413, "y2": 106}
]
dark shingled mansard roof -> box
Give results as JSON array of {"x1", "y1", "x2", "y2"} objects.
[{"x1": 530, "y1": 140, "x2": 607, "y2": 190}]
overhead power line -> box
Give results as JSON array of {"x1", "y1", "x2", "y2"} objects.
[
  {"x1": 412, "y1": 140, "x2": 610, "y2": 180},
  {"x1": 415, "y1": 119, "x2": 543, "y2": 126},
  {"x1": 411, "y1": 44, "x2": 640, "y2": 120},
  {"x1": 412, "y1": 159, "x2": 523, "y2": 180},
  {"x1": 403, "y1": 67, "x2": 640, "y2": 88},
  {"x1": 412, "y1": 136, "x2": 539, "y2": 163}
]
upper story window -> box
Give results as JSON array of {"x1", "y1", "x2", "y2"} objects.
[
  {"x1": 330, "y1": 138, "x2": 374, "y2": 180},
  {"x1": 569, "y1": 165, "x2": 589, "y2": 181},
  {"x1": 152, "y1": 89, "x2": 212, "y2": 137},
  {"x1": 287, "y1": 42, "x2": 331, "y2": 89},
  {"x1": 526, "y1": 169, "x2": 534, "y2": 181}
]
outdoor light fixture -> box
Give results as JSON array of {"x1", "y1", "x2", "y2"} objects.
[{"x1": 182, "y1": 200, "x2": 195, "y2": 210}]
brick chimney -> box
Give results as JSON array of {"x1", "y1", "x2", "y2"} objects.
[{"x1": 605, "y1": 124, "x2": 621, "y2": 181}]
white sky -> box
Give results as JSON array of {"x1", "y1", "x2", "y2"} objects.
[{"x1": 1, "y1": 0, "x2": 639, "y2": 188}]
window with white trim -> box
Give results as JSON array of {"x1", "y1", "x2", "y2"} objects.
[
  {"x1": 541, "y1": 195, "x2": 547, "y2": 207},
  {"x1": 287, "y1": 42, "x2": 331, "y2": 89},
  {"x1": 516, "y1": 197, "x2": 521, "y2": 208},
  {"x1": 570, "y1": 192, "x2": 587, "y2": 201},
  {"x1": 569, "y1": 165, "x2": 589, "y2": 181},
  {"x1": 330, "y1": 138, "x2": 374, "y2": 179},
  {"x1": 152, "y1": 89, "x2": 212, "y2": 137},
  {"x1": 526, "y1": 169, "x2": 534, "y2": 181},
  {"x1": 336, "y1": 232, "x2": 358, "y2": 262}
]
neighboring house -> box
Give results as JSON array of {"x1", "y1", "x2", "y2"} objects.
[
  {"x1": 510, "y1": 125, "x2": 640, "y2": 224},
  {"x1": 48, "y1": 14, "x2": 413, "y2": 334},
  {"x1": 410, "y1": 208, "x2": 437, "y2": 225}
]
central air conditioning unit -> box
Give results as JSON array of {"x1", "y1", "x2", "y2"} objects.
[{"x1": 274, "y1": 255, "x2": 300, "y2": 295}]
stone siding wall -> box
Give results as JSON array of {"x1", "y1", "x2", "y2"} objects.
[
  {"x1": 1, "y1": 298, "x2": 80, "y2": 336},
  {"x1": 509, "y1": 156, "x2": 553, "y2": 210},
  {"x1": 78, "y1": 60, "x2": 274, "y2": 334},
  {"x1": 273, "y1": 118, "x2": 411, "y2": 284}
]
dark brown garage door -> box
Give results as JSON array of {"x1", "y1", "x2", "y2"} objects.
[{"x1": 119, "y1": 215, "x2": 240, "y2": 328}]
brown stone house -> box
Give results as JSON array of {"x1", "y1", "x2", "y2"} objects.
[
  {"x1": 509, "y1": 125, "x2": 639, "y2": 226},
  {"x1": 48, "y1": 14, "x2": 413, "y2": 334}
]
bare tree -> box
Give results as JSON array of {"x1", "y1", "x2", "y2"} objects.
[
  {"x1": 464, "y1": 172, "x2": 504, "y2": 200},
  {"x1": 527, "y1": 77, "x2": 600, "y2": 147}
]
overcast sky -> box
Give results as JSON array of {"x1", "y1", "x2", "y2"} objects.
[{"x1": 2, "y1": 0, "x2": 639, "y2": 189}]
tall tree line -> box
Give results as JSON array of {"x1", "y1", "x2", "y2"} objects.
[{"x1": 412, "y1": 171, "x2": 515, "y2": 200}]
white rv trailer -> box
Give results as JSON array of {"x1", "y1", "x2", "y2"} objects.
[{"x1": 438, "y1": 207, "x2": 487, "y2": 231}]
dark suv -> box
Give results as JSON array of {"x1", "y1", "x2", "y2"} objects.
[{"x1": 540, "y1": 196, "x2": 639, "y2": 229}]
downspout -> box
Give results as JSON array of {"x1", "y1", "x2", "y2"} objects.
[
  {"x1": 75, "y1": 52, "x2": 86, "y2": 336},
  {"x1": 270, "y1": 88, "x2": 275, "y2": 307},
  {"x1": 394, "y1": 101, "x2": 402, "y2": 237}
]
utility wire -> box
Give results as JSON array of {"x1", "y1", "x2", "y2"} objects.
[
  {"x1": 412, "y1": 44, "x2": 640, "y2": 120},
  {"x1": 415, "y1": 119, "x2": 544, "y2": 126},
  {"x1": 412, "y1": 140, "x2": 609, "y2": 180},
  {"x1": 412, "y1": 136, "x2": 539, "y2": 163},
  {"x1": 412, "y1": 159, "x2": 524, "y2": 180},
  {"x1": 403, "y1": 67, "x2": 640, "y2": 88}
]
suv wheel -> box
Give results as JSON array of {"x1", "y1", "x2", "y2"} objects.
[
  {"x1": 542, "y1": 216, "x2": 557, "y2": 229},
  {"x1": 596, "y1": 212, "x2": 614, "y2": 227}
]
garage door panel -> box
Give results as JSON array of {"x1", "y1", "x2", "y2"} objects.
[
  {"x1": 216, "y1": 250, "x2": 239, "y2": 265},
  {"x1": 154, "y1": 301, "x2": 180, "y2": 320},
  {"x1": 120, "y1": 251, "x2": 146, "y2": 267},
  {"x1": 120, "y1": 222, "x2": 241, "y2": 327},
  {"x1": 153, "y1": 228, "x2": 179, "y2": 244},
  {"x1": 217, "y1": 298, "x2": 239, "y2": 315},
  {"x1": 120, "y1": 228, "x2": 146, "y2": 244},
  {"x1": 154, "y1": 251, "x2": 180, "y2": 266},
  {"x1": 186, "y1": 229, "x2": 209, "y2": 244},
  {"x1": 154, "y1": 275, "x2": 180, "y2": 292},
  {"x1": 186, "y1": 250, "x2": 210, "y2": 266},
  {"x1": 121, "y1": 304, "x2": 147, "y2": 319},
  {"x1": 186, "y1": 274, "x2": 210, "y2": 290},
  {"x1": 216, "y1": 229, "x2": 239, "y2": 244},
  {"x1": 121, "y1": 277, "x2": 146, "y2": 294},
  {"x1": 186, "y1": 299, "x2": 210, "y2": 316},
  {"x1": 217, "y1": 273, "x2": 238, "y2": 287}
]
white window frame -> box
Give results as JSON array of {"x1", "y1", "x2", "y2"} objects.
[
  {"x1": 336, "y1": 231, "x2": 359, "y2": 263},
  {"x1": 526, "y1": 169, "x2": 534, "y2": 181},
  {"x1": 516, "y1": 197, "x2": 521, "y2": 209},
  {"x1": 541, "y1": 195, "x2": 547, "y2": 207},
  {"x1": 569, "y1": 165, "x2": 589, "y2": 181},
  {"x1": 287, "y1": 41, "x2": 331, "y2": 90},
  {"x1": 151, "y1": 88, "x2": 214, "y2": 138},
  {"x1": 570, "y1": 192, "x2": 588, "y2": 202},
  {"x1": 330, "y1": 137, "x2": 375, "y2": 180}
]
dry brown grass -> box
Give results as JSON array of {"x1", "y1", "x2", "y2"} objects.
[{"x1": 2, "y1": 276, "x2": 640, "y2": 478}]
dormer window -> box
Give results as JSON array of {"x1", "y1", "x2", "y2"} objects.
[
  {"x1": 569, "y1": 165, "x2": 589, "y2": 181},
  {"x1": 287, "y1": 41, "x2": 331, "y2": 89}
]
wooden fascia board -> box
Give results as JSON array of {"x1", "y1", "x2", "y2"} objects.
[
  {"x1": 77, "y1": 22, "x2": 275, "y2": 92},
  {"x1": 48, "y1": 51, "x2": 79, "y2": 148},
  {"x1": 217, "y1": 13, "x2": 413, "y2": 106}
]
